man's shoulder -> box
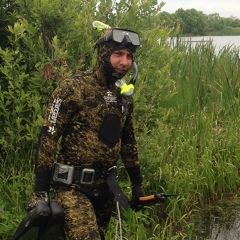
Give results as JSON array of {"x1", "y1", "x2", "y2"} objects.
[
  {"x1": 71, "y1": 70, "x2": 93, "y2": 81},
  {"x1": 60, "y1": 70, "x2": 92, "y2": 87}
]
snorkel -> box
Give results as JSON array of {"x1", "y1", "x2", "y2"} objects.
[
  {"x1": 131, "y1": 61, "x2": 138, "y2": 85},
  {"x1": 92, "y1": 21, "x2": 139, "y2": 98}
]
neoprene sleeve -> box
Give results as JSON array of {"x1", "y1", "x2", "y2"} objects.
[{"x1": 126, "y1": 165, "x2": 143, "y2": 186}]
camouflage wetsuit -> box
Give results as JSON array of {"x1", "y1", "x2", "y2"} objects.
[{"x1": 32, "y1": 40, "x2": 143, "y2": 239}]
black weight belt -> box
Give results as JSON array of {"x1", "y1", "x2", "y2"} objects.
[
  {"x1": 55, "y1": 166, "x2": 129, "y2": 210},
  {"x1": 106, "y1": 170, "x2": 129, "y2": 210}
]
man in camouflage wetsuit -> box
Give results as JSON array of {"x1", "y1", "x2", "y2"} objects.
[{"x1": 25, "y1": 27, "x2": 145, "y2": 239}]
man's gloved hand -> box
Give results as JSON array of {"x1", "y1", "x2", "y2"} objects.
[
  {"x1": 25, "y1": 191, "x2": 49, "y2": 212},
  {"x1": 129, "y1": 185, "x2": 145, "y2": 212}
]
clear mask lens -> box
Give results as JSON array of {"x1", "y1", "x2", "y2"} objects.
[{"x1": 112, "y1": 29, "x2": 140, "y2": 46}]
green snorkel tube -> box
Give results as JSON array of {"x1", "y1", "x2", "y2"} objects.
[{"x1": 92, "y1": 21, "x2": 139, "y2": 98}]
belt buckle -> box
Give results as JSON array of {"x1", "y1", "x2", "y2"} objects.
[
  {"x1": 53, "y1": 163, "x2": 74, "y2": 185},
  {"x1": 80, "y1": 168, "x2": 95, "y2": 185}
]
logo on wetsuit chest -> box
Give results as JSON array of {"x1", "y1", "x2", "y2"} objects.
[{"x1": 104, "y1": 90, "x2": 117, "y2": 103}]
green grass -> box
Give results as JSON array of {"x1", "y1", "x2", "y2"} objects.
[
  {"x1": 207, "y1": 27, "x2": 240, "y2": 36},
  {"x1": 0, "y1": 170, "x2": 34, "y2": 239}
]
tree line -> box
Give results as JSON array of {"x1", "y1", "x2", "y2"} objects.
[
  {"x1": 2, "y1": 1, "x2": 240, "y2": 50},
  {"x1": 158, "y1": 8, "x2": 240, "y2": 36}
]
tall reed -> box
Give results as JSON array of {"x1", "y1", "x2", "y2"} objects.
[{"x1": 129, "y1": 40, "x2": 240, "y2": 238}]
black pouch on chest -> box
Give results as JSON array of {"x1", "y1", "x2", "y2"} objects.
[{"x1": 98, "y1": 114, "x2": 121, "y2": 148}]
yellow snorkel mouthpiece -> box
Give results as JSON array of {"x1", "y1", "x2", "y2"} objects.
[
  {"x1": 92, "y1": 21, "x2": 110, "y2": 32},
  {"x1": 115, "y1": 79, "x2": 134, "y2": 97}
]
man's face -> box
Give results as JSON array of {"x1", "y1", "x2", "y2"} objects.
[{"x1": 110, "y1": 50, "x2": 133, "y2": 75}]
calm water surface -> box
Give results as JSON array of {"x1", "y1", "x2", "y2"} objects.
[
  {"x1": 193, "y1": 197, "x2": 240, "y2": 240},
  {"x1": 172, "y1": 36, "x2": 240, "y2": 53}
]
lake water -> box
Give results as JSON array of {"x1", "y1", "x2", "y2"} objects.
[
  {"x1": 170, "y1": 35, "x2": 240, "y2": 54},
  {"x1": 192, "y1": 197, "x2": 240, "y2": 240}
]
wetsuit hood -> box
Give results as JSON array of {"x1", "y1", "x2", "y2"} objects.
[
  {"x1": 93, "y1": 42, "x2": 131, "y2": 84},
  {"x1": 93, "y1": 28, "x2": 139, "y2": 84}
]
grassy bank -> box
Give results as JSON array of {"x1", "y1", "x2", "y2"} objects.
[{"x1": 207, "y1": 27, "x2": 240, "y2": 36}]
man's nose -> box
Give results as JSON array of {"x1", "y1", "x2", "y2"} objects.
[{"x1": 119, "y1": 55, "x2": 129, "y2": 65}]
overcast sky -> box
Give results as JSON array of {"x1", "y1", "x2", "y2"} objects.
[{"x1": 160, "y1": 0, "x2": 240, "y2": 18}]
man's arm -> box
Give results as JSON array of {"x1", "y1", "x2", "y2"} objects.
[{"x1": 26, "y1": 79, "x2": 80, "y2": 211}]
